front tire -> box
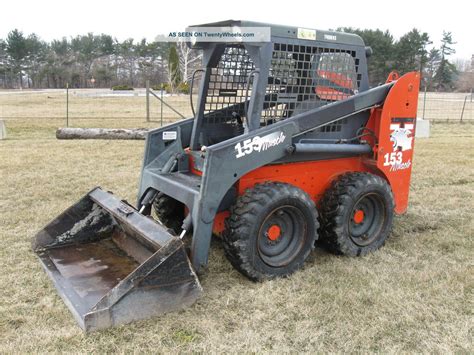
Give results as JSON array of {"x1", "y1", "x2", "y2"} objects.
[
  {"x1": 319, "y1": 172, "x2": 394, "y2": 256},
  {"x1": 152, "y1": 194, "x2": 184, "y2": 234},
  {"x1": 223, "y1": 182, "x2": 319, "y2": 281}
]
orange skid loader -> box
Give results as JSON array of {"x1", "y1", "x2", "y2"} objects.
[{"x1": 33, "y1": 20, "x2": 420, "y2": 331}]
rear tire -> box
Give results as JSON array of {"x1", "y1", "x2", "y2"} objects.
[
  {"x1": 319, "y1": 172, "x2": 394, "y2": 256},
  {"x1": 223, "y1": 182, "x2": 319, "y2": 281},
  {"x1": 152, "y1": 194, "x2": 184, "y2": 234}
]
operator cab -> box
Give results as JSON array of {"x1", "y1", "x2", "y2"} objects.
[{"x1": 187, "y1": 20, "x2": 369, "y2": 150}]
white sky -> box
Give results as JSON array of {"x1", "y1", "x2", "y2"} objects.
[{"x1": 1, "y1": 0, "x2": 472, "y2": 60}]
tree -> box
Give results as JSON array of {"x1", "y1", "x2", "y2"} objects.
[
  {"x1": 453, "y1": 58, "x2": 471, "y2": 72},
  {"x1": 455, "y1": 71, "x2": 474, "y2": 92},
  {"x1": 71, "y1": 33, "x2": 111, "y2": 87},
  {"x1": 25, "y1": 34, "x2": 47, "y2": 88},
  {"x1": 6, "y1": 29, "x2": 29, "y2": 88},
  {"x1": 43, "y1": 38, "x2": 74, "y2": 88},
  {"x1": 168, "y1": 43, "x2": 182, "y2": 91},
  {"x1": 453, "y1": 58, "x2": 474, "y2": 92},
  {"x1": 177, "y1": 40, "x2": 202, "y2": 83},
  {"x1": 92, "y1": 35, "x2": 116, "y2": 87},
  {"x1": 339, "y1": 27, "x2": 395, "y2": 86},
  {"x1": 394, "y1": 29, "x2": 430, "y2": 75},
  {"x1": 424, "y1": 48, "x2": 441, "y2": 90},
  {"x1": 433, "y1": 31, "x2": 457, "y2": 91},
  {"x1": 0, "y1": 39, "x2": 7, "y2": 88},
  {"x1": 116, "y1": 38, "x2": 138, "y2": 86},
  {"x1": 0, "y1": 27, "x2": 467, "y2": 92},
  {"x1": 135, "y1": 39, "x2": 168, "y2": 86}
]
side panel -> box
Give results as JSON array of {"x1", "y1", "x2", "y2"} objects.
[
  {"x1": 238, "y1": 157, "x2": 366, "y2": 199},
  {"x1": 211, "y1": 157, "x2": 374, "y2": 235},
  {"x1": 374, "y1": 72, "x2": 420, "y2": 214}
]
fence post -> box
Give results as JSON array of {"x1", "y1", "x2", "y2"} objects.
[
  {"x1": 422, "y1": 85, "x2": 427, "y2": 120},
  {"x1": 160, "y1": 85, "x2": 164, "y2": 127},
  {"x1": 0, "y1": 120, "x2": 7, "y2": 140},
  {"x1": 146, "y1": 80, "x2": 150, "y2": 122},
  {"x1": 66, "y1": 82, "x2": 69, "y2": 127},
  {"x1": 470, "y1": 88, "x2": 472, "y2": 103},
  {"x1": 460, "y1": 95, "x2": 467, "y2": 122}
]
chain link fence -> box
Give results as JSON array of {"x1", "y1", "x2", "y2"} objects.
[
  {"x1": 0, "y1": 87, "x2": 473, "y2": 130},
  {"x1": 419, "y1": 90, "x2": 473, "y2": 122},
  {"x1": 0, "y1": 88, "x2": 193, "y2": 130}
]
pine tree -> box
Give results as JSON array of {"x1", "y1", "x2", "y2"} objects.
[
  {"x1": 0, "y1": 40, "x2": 7, "y2": 87},
  {"x1": 25, "y1": 34, "x2": 47, "y2": 88},
  {"x1": 168, "y1": 44, "x2": 182, "y2": 91},
  {"x1": 424, "y1": 48, "x2": 441, "y2": 90},
  {"x1": 339, "y1": 27, "x2": 395, "y2": 86},
  {"x1": 433, "y1": 31, "x2": 458, "y2": 91},
  {"x1": 394, "y1": 29, "x2": 430, "y2": 74},
  {"x1": 6, "y1": 29, "x2": 28, "y2": 88}
]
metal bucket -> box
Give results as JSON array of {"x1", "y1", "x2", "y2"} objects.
[{"x1": 32, "y1": 187, "x2": 202, "y2": 332}]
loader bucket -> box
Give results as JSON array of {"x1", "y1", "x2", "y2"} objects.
[{"x1": 32, "y1": 187, "x2": 202, "y2": 332}]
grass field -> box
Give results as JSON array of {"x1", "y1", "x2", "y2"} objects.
[
  {"x1": 0, "y1": 89, "x2": 472, "y2": 122},
  {"x1": 0, "y1": 89, "x2": 194, "y2": 122},
  {"x1": 0, "y1": 112, "x2": 473, "y2": 350}
]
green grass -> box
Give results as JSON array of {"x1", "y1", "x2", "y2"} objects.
[{"x1": 0, "y1": 117, "x2": 472, "y2": 352}]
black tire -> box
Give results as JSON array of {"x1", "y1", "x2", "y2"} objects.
[
  {"x1": 319, "y1": 172, "x2": 394, "y2": 256},
  {"x1": 223, "y1": 182, "x2": 319, "y2": 281},
  {"x1": 152, "y1": 194, "x2": 184, "y2": 234}
]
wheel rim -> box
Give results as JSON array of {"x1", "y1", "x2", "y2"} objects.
[
  {"x1": 257, "y1": 205, "x2": 307, "y2": 267},
  {"x1": 349, "y1": 193, "x2": 386, "y2": 246}
]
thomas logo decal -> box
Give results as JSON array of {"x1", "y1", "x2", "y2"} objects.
[{"x1": 383, "y1": 119, "x2": 414, "y2": 171}]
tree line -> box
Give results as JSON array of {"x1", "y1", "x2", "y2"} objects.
[
  {"x1": 0, "y1": 28, "x2": 471, "y2": 91},
  {"x1": 340, "y1": 28, "x2": 469, "y2": 91},
  {"x1": 0, "y1": 30, "x2": 200, "y2": 90}
]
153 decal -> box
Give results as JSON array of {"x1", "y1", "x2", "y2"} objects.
[
  {"x1": 383, "y1": 119, "x2": 414, "y2": 171},
  {"x1": 235, "y1": 131, "x2": 286, "y2": 158}
]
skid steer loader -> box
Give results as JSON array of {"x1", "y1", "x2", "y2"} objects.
[{"x1": 33, "y1": 20, "x2": 420, "y2": 332}]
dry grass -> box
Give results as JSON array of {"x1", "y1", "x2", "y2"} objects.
[
  {"x1": 0, "y1": 89, "x2": 194, "y2": 121},
  {"x1": 0, "y1": 109, "x2": 473, "y2": 351}
]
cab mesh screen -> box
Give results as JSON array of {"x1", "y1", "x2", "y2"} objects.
[{"x1": 204, "y1": 43, "x2": 361, "y2": 133}]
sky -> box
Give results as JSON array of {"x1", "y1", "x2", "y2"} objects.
[{"x1": 0, "y1": 0, "x2": 472, "y2": 61}]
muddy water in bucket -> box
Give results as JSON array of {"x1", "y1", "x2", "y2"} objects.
[
  {"x1": 46, "y1": 240, "x2": 139, "y2": 310},
  {"x1": 33, "y1": 187, "x2": 202, "y2": 332}
]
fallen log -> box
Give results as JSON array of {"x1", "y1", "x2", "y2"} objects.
[{"x1": 56, "y1": 127, "x2": 149, "y2": 140}]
